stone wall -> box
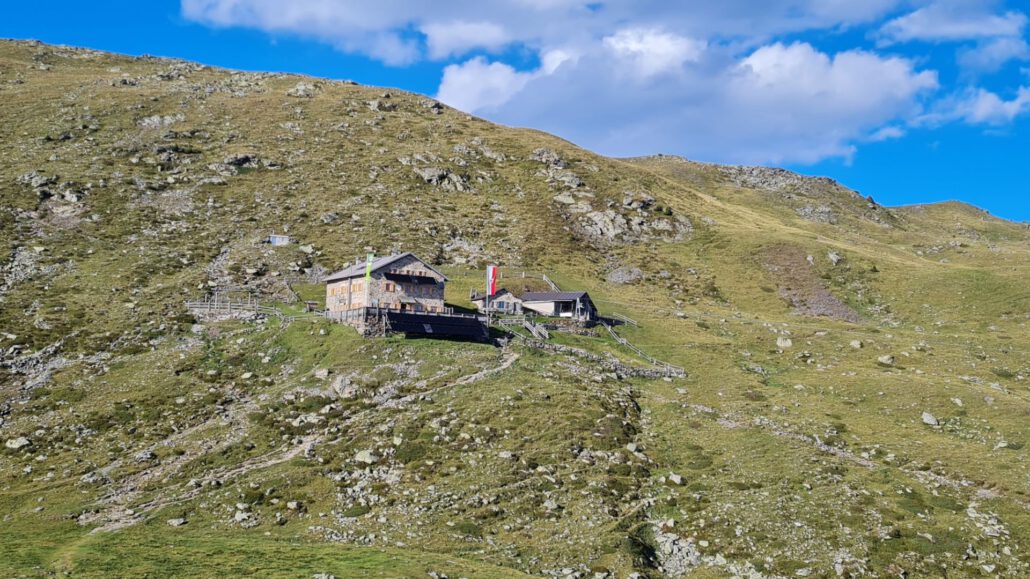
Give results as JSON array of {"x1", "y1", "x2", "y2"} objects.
[{"x1": 367, "y1": 254, "x2": 445, "y2": 312}]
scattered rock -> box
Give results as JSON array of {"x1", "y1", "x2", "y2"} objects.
[
  {"x1": 167, "y1": 518, "x2": 187, "y2": 527},
  {"x1": 413, "y1": 167, "x2": 471, "y2": 192},
  {"x1": 776, "y1": 336, "x2": 793, "y2": 349},
  {"x1": 354, "y1": 449, "x2": 378, "y2": 465},
  {"x1": 529, "y1": 148, "x2": 565, "y2": 168},
  {"x1": 367, "y1": 99, "x2": 395, "y2": 112},
  {"x1": 877, "y1": 355, "x2": 896, "y2": 367},
  {"x1": 5, "y1": 437, "x2": 31, "y2": 450},
  {"x1": 287, "y1": 81, "x2": 316, "y2": 97},
  {"x1": 137, "y1": 113, "x2": 184, "y2": 129},
  {"x1": 921, "y1": 412, "x2": 939, "y2": 426},
  {"x1": 419, "y1": 98, "x2": 444, "y2": 114},
  {"x1": 606, "y1": 266, "x2": 643, "y2": 285}
]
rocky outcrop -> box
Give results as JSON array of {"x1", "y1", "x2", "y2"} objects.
[
  {"x1": 573, "y1": 209, "x2": 692, "y2": 246},
  {"x1": 719, "y1": 165, "x2": 852, "y2": 197},
  {"x1": 413, "y1": 167, "x2": 472, "y2": 192}
]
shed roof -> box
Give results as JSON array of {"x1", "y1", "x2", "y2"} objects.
[
  {"x1": 521, "y1": 291, "x2": 591, "y2": 302},
  {"x1": 323, "y1": 253, "x2": 447, "y2": 283}
]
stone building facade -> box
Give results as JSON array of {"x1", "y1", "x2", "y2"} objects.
[{"x1": 324, "y1": 253, "x2": 446, "y2": 317}]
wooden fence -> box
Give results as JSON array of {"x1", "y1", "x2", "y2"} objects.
[{"x1": 185, "y1": 299, "x2": 323, "y2": 324}]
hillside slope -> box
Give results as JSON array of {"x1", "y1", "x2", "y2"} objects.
[{"x1": 1, "y1": 40, "x2": 1028, "y2": 577}]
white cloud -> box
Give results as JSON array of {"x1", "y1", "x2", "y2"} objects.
[
  {"x1": 881, "y1": 2, "x2": 1027, "y2": 43},
  {"x1": 436, "y1": 49, "x2": 575, "y2": 113},
  {"x1": 422, "y1": 21, "x2": 509, "y2": 59},
  {"x1": 437, "y1": 58, "x2": 534, "y2": 113},
  {"x1": 602, "y1": 28, "x2": 706, "y2": 78},
  {"x1": 866, "y1": 125, "x2": 906, "y2": 142},
  {"x1": 182, "y1": 0, "x2": 907, "y2": 64},
  {"x1": 953, "y1": 86, "x2": 1030, "y2": 124},
  {"x1": 957, "y1": 37, "x2": 1030, "y2": 72},
  {"x1": 447, "y1": 42, "x2": 937, "y2": 164}
]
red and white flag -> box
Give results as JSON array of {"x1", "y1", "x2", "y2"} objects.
[{"x1": 486, "y1": 265, "x2": 498, "y2": 297}]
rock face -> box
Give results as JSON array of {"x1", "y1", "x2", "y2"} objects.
[
  {"x1": 720, "y1": 165, "x2": 851, "y2": 197},
  {"x1": 574, "y1": 209, "x2": 691, "y2": 246}
]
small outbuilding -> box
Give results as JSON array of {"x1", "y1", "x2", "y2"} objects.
[
  {"x1": 470, "y1": 288, "x2": 523, "y2": 314},
  {"x1": 268, "y1": 234, "x2": 291, "y2": 246},
  {"x1": 520, "y1": 291, "x2": 597, "y2": 322}
]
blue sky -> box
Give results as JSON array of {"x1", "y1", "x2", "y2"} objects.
[{"x1": 3, "y1": 1, "x2": 1029, "y2": 221}]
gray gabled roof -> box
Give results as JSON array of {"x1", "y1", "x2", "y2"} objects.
[
  {"x1": 521, "y1": 291, "x2": 591, "y2": 302},
  {"x1": 323, "y1": 253, "x2": 447, "y2": 283},
  {"x1": 470, "y1": 288, "x2": 517, "y2": 302}
]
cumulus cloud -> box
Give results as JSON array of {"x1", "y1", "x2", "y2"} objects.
[
  {"x1": 602, "y1": 28, "x2": 706, "y2": 78},
  {"x1": 957, "y1": 37, "x2": 1030, "y2": 72},
  {"x1": 182, "y1": 0, "x2": 905, "y2": 63},
  {"x1": 437, "y1": 58, "x2": 534, "y2": 113},
  {"x1": 929, "y1": 86, "x2": 1030, "y2": 125},
  {"x1": 422, "y1": 21, "x2": 509, "y2": 59},
  {"x1": 440, "y1": 41, "x2": 937, "y2": 164},
  {"x1": 880, "y1": 2, "x2": 1027, "y2": 43}
]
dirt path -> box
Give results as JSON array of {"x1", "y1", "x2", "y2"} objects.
[
  {"x1": 382, "y1": 349, "x2": 519, "y2": 409},
  {"x1": 83, "y1": 392, "x2": 260, "y2": 533},
  {"x1": 85, "y1": 349, "x2": 520, "y2": 533}
]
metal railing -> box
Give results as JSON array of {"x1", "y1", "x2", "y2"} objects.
[
  {"x1": 325, "y1": 306, "x2": 485, "y2": 322},
  {"x1": 600, "y1": 321, "x2": 684, "y2": 375},
  {"x1": 609, "y1": 312, "x2": 639, "y2": 327},
  {"x1": 523, "y1": 319, "x2": 550, "y2": 340}
]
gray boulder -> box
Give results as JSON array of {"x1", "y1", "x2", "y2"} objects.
[
  {"x1": 606, "y1": 266, "x2": 643, "y2": 285},
  {"x1": 5, "y1": 437, "x2": 31, "y2": 450}
]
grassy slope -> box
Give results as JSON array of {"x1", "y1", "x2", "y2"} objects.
[{"x1": 0, "y1": 41, "x2": 1028, "y2": 577}]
